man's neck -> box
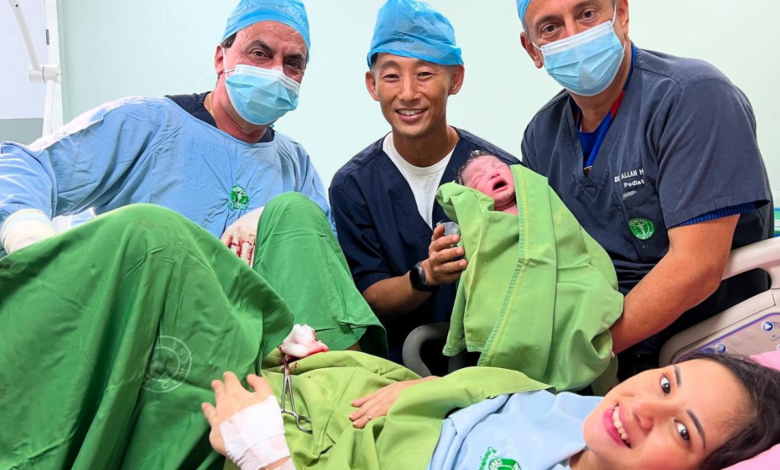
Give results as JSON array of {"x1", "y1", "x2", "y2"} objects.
[
  {"x1": 209, "y1": 87, "x2": 269, "y2": 144},
  {"x1": 392, "y1": 123, "x2": 459, "y2": 168},
  {"x1": 570, "y1": 45, "x2": 633, "y2": 133}
]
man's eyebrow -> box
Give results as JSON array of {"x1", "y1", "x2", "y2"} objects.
[
  {"x1": 531, "y1": 0, "x2": 602, "y2": 31},
  {"x1": 377, "y1": 60, "x2": 401, "y2": 72},
  {"x1": 246, "y1": 39, "x2": 272, "y2": 51},
  {"x1": 284, "y1": 52, "x2": 306, "y2": 63},
  {"x1": 687, "y1": 410, "x2": 706, "y2": 449},
  {"x1": 244, "y1": 40, "x2": 306, "y2": 63}
]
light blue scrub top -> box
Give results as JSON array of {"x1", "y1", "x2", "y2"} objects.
[
  {"x1": 0, "y1": 96, "x2": 331, "y2": 240},
  {"x1": 427, "y1": 390, "x2": 600, "y2": 470}
]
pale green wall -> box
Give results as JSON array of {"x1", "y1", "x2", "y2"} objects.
[{"x1": 59, "y1": 0, "x2": 780, "y2": 192}]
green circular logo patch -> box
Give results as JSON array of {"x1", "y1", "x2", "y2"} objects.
[
  {"x1": 488, "y1": 458, "x2": 521, "y2": 470},
  {"x1": 228, "y1": 185, "x2": 249, "y2": 211},
  {"x1": 628, "y1": 218, "x2": 655, "y2": 241}
]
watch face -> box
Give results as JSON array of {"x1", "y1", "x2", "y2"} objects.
[{"x1": 410, "y1": 263, "x2": 423, "y2": 288}]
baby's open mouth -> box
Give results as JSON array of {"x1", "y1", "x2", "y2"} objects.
[{"x1": 492, "y1": 180, "x2": 508, "y2": 191}]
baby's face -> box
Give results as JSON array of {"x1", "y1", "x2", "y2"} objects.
[{"x1": 461, "y1": 156, "x2": 516, "y2": 209}]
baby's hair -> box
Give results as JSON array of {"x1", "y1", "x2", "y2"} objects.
[{"x1": 456, "y1": 149, "x2": 496, "y2": 185}]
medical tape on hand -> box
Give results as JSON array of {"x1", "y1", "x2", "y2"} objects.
[
  {"x1": 220, "y1": 396, "x2": 290, "y2": 470},
  {"x1": 236, "y1": 436, "x2": 294, "y2": 470}
]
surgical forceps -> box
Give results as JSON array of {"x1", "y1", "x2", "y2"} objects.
[{"x1": 280, "y1": 354, "x2": 313, "y2": 434}]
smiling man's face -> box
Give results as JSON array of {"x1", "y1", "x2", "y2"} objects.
[{"x1": 366, "y1": 53, "x2": 464, "y2": 141}]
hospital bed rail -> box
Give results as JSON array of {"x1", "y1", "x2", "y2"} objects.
[
  {"x1": 660, "y1": 236, "x2": 780, "y2": 365},
  {"x1": 403, "y1": 237, "x2": 780, "y2": 377}
]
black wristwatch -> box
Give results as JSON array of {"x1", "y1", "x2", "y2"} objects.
[{"x1": 409, "y1": 261, "x2": 439, "y2": 292}]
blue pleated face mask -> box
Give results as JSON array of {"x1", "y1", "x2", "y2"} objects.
[
  {"x1": 225, "y1": 63, "x2": 301, "y2": 126},
  {"x1": 534, "y1": 8, "x2": 625, "y2": 97}
]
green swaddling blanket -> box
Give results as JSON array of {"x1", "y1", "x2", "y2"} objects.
[
  {"x1": 437, "y1": 165, "x2": 624, "y2": 391},
  {"x1": 223, "y1": 352, "x2": 549, "y2": 470}
]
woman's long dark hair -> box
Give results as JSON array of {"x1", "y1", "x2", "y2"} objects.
[{"x1": 679, "y1": 352, "x2": 780, "y2": 470}]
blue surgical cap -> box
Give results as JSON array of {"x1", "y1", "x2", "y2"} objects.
[
  {"x1": 222, "y1": 0, "x2": 311, "y2": 58},
  {"x1": 367, "y1": 0, "x2": 463, "y2": 68},
  {"x1": 516, "y1": 0, "x2": 532, "y2": 27}
]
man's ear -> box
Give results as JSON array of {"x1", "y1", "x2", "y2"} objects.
[
  {"x1": 448, "y1": 65, "x2": 466, "y2": 96},
  {"x1": 520, "y1": 32, "x2": 544, "y2": 69},
  {"x1": 365, "y1": 70, "x2": 380, "y2": 102},
  {"x1": 215, "y1": 45, "x2": 226, "y2": 78},
  {"x1": 617, "y1": 0, "x2": 630, "y2": 40}
]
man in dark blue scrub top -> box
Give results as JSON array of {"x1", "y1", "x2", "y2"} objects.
[
  {"x1": 516, "y1": 0, "x2": 774, "y2": 377},
  {"x1": 330, "y1": 0, "x2": 518, "y2": 362}
]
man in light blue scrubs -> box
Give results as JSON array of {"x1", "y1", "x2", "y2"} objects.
[
  {"x1": 516, "y1": 0, "x2": 773, "y2": 377},
  {"x1": 0, "y1": 0, "x2": 329, "y2": 259}
]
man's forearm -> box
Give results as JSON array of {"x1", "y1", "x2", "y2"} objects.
[
  {"x1": 610, "y1": 216, "x2": 738, "y2": 353},
  {"x1": 610, "y1": 253, "x2": 722, "y2": 353},
  {"x1": 362, "y1": 273, "x2": 432, "y2": 318}
]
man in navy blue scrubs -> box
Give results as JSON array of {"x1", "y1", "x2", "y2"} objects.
[
  {"x1": 516, "y1": 0, "x2": 773, "y2": 377},
  {"x1": 330, "y1": 0, "x2": 517, "y2": 361}
]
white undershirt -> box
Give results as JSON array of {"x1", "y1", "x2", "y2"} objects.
[{"x1": 383, "y1": 134, "x2": 453, "y2": 228}]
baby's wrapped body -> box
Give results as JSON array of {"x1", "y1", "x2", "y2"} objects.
[{"x1": 438, "y1": 162, "x2": 624, "y2": 391}]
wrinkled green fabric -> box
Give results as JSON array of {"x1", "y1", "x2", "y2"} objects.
[
  {"x1": 0, "y1": 197, "x2": 384, "y2": 470},
  {"x1": 255, "y1": 193, "x2": 386, "y2": 355},
  {"x1": 437, "y1": 165, "x2": 624, "y2": 392},
  {"x1": 223, "y1": 352, "x2": 547, "y2": 470}
]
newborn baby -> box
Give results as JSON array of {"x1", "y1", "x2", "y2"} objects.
[{"x1": 457, "y1": 150, "x2": 518, "y2": 215}]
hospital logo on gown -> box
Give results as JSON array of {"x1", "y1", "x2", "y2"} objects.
[
  {"x1": 488, "y1": 459, "x2": 521, "y2": 470},
  {"x1": 229, "y1": 185, "x2": 250, "y2": 211},
  {"x1": 479, "y1": 448, "x2": 521, "y2": 470},
  {"x1": 628, "y1": 218, "x2": 655, "y2": 241},
  {"x1": 142, "y1": 335, "x2": 192, "y2": 393}
]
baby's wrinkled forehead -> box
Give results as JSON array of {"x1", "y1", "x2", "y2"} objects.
[{"x1": 463, "y1": 155, "x2": 506, "y2": 181}]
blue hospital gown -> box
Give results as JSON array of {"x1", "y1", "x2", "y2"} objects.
[
  {"x1": 0, "y1": 96, "x2": 330, "y2": 242},
  {"x1": 428, "y1": 391, "x2": 600, "y2": 470}
]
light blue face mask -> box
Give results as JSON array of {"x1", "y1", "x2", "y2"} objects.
[
  {"x1": 225, "y1": 64, "x2": 301, "y2": 126},
  {"x1": 534, "y1": 9, "x2": 625, "y2": 97}
]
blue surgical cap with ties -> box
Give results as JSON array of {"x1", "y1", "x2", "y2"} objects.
[
  {"x1": 367, "y1": 0, "x2": 463, "y2": 68},
  {"x1": 516, "y1": 0, "x2": 533, "y2": 27},
  {"x1": 222, "y1": 0, "x2": 311, "y2": 61}
]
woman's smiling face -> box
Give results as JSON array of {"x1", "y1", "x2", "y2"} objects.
[{"x1": 579, "y1": 359, "x2": 748, "y2": 470}]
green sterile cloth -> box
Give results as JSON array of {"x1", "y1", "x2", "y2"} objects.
[
  {"x1": 255, "y1": 193, "x2": 386, "y2": 356},
  {"x1": 0, "y1": 196, "x2": 384, "y2": 470},
  {"x1": 437, "y1": 165, "x2": 624, "y2": 392},
  {"x1": 223, "y1": 352, "x2": 548, "y2": 470}
]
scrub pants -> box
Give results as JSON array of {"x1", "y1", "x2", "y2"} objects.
[{"x1": 0, "y1": 195, "x2": 385, "y2": 469}]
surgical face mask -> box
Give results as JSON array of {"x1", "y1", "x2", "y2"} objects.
[
  {"x1": 224, "y1": 63, "x2": 301, "y2": 126},
  {"x1": 534, "y1": 9, "x2": 625, "y2": 97}
]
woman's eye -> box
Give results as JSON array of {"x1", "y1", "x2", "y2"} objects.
[
  {"x1": 660, "y1": 376, "x2": 671, "y2": 395},
  {"x1": 676, "y1": 422, "x2": 690, "y2": 442}
]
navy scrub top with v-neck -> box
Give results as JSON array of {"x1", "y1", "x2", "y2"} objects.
[
  {"x1": 521, "y1": 48, "x2": 774, "y2": 360},
  {"x1": 330, "y1": 128, "x2": 518, "y2": 361}
]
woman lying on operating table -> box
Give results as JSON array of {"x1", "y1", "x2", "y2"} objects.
[{"x1": 204, "y1": 343, "x2": 780, "y2": 470}]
